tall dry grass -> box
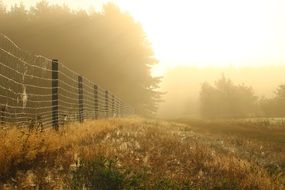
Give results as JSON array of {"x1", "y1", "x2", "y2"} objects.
[
  {"x1": 0, "y1": 118, "x2": 284, "y2": 189},
  {"x1": 0, "y1": 119, "x2": 138, "y2": 182}
]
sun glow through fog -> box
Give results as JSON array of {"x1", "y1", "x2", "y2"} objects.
[
  {"x1": 120, "y1": 0, "x2": 285, "y2": 74},
  {"x1": 4, "y1": 0, "x2": 285, "y2": 75}
]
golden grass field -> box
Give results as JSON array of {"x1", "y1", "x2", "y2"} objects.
[{"x1": 0, "y1": 117, "x2": 284, "y2": 189}]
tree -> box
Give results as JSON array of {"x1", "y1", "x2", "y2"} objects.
[
  {"x1": 0, "y1": 1, "x2": 5, "y2": 14},
  {"x1": 199, "y1": 75, "x2": 257, "y2": 118},
  {"x1": 0, "y1": 1, "x2": 6, "y2": 24},
  {"x1": 0, "y1": 2, "x2": 161, "y2": 116},
  {"x1": 260, "y1": 84, "x2": 285, "y2": 117},
  {"x1": 276, "y1": 84, "x2": 285, "y2": 98}
]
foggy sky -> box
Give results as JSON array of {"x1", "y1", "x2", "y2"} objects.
[{"x1": 3, "y1": 0, "x2": 285, "y2": 76}]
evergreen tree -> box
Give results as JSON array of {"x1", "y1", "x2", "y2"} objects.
[{"x1": 0, "y1": 2, "x2": 161, "y2": 116}]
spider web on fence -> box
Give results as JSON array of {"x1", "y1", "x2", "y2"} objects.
[{"x1": 0, "y1": 34, "x2": 134, "y2": 128}]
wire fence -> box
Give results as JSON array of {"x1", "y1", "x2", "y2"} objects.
[{"x1": 0, "y1": 34, "x2": 135, "y2": 129}]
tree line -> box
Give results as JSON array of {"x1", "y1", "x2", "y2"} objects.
[
  {"x1": 0, "y1": 1, "x2": 162, "y2": 116},
  {"x1": 199, "y1": 75, "x2": 285, "y2": 118}
]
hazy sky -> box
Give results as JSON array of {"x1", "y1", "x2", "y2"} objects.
[{"x1": 3, "y1": 0, "x2": 285, "y2": 75}]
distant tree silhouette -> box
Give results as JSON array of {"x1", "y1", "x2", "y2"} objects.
[
  {"x1": 0, "y1": 1, "x2": 4, "y2": 14},
  {"x1": 260, "y1": 84, "x2": 285, "y2": 117},
  {"x1": 200, "y1": 75, "x2": 257, "y2": 118},
  {"x1": 0, "y1": 1, "x2": 161, "y2": 116},
  {"x1": 276, "y1": 84, "x2": 285, "y2": 97}
]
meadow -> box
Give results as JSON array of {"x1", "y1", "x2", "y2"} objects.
[{"x1": 0, "y1": 118, "x2": 284, "y2": 189}]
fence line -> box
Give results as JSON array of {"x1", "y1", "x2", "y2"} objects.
[{"x1": 0, "y1": 34, "x2": 135, "y2": 129}]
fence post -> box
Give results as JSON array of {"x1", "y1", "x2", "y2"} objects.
[
  {"x1": 115, "y1": 97, "x2": 117, "y2": 116},
  {"x1": 94, "y1": 85, "x2": 98, "y2": 119},
  {"x1": 118, "y1": 100, "x2": 121, "y2": 117},
  {"x1": 78, "y1": 76, "x2": 84, "y2": 123},
  {"x1": 112, "y1": 95, "x2": 115, "y2": 117},
  {"x1": 1, "y1": 106, "x2": 6, "y2": 125},
  {"x1": 52, "y1": 59, "x2": 59, "y2": 130},
  {"x1": 105, "y1": 90, "x2": 109, "y2": 118}
]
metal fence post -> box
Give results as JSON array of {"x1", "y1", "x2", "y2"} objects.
[
  {"x1": 1, "y1": 105, "x2": 6, "y2": 125},
  {"x1": 118, "y1": 100, "x2": 121, "y2": 117},
  {"x1": 78, "y1": 76, "x2": 84, "y2": 123},
  {"x1": 94, "y1": 85, "x2": 98, "y2": 119},
  {"x1": 112, "y1": 95, "x2": 115, "y2": 117},
  {"x1": 52, "y1": 59, "x2": 59, "y2": 130},
  {"x1": 105, "y1": 90, "x2": 109, "y2": 118},
  {"x1": 115, "y1": 98, "x2": 118, "y2": 117}
]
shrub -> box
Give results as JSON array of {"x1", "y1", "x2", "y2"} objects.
[{"x1": 72, "y1": 157, "x2": 125, "y2": 190}]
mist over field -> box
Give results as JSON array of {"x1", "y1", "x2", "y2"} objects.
[
  {"x1": 1, "y1": 0, "x2": 285, "y2": 189},
  {"x1": 158, "y1": 66, "x2": 285, "y2": 118}
]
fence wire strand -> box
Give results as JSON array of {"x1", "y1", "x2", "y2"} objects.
[{"x1": 0, "y1": 33, "x2": 134, "y2": 128}]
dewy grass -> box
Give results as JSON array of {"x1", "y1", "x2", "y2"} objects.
[
  {"x1": 71, "y1": 156, "x2": 125, "y2": 190},
  {"x1": 0, "y1": 117, "x2": 284, "y2": 189}
]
